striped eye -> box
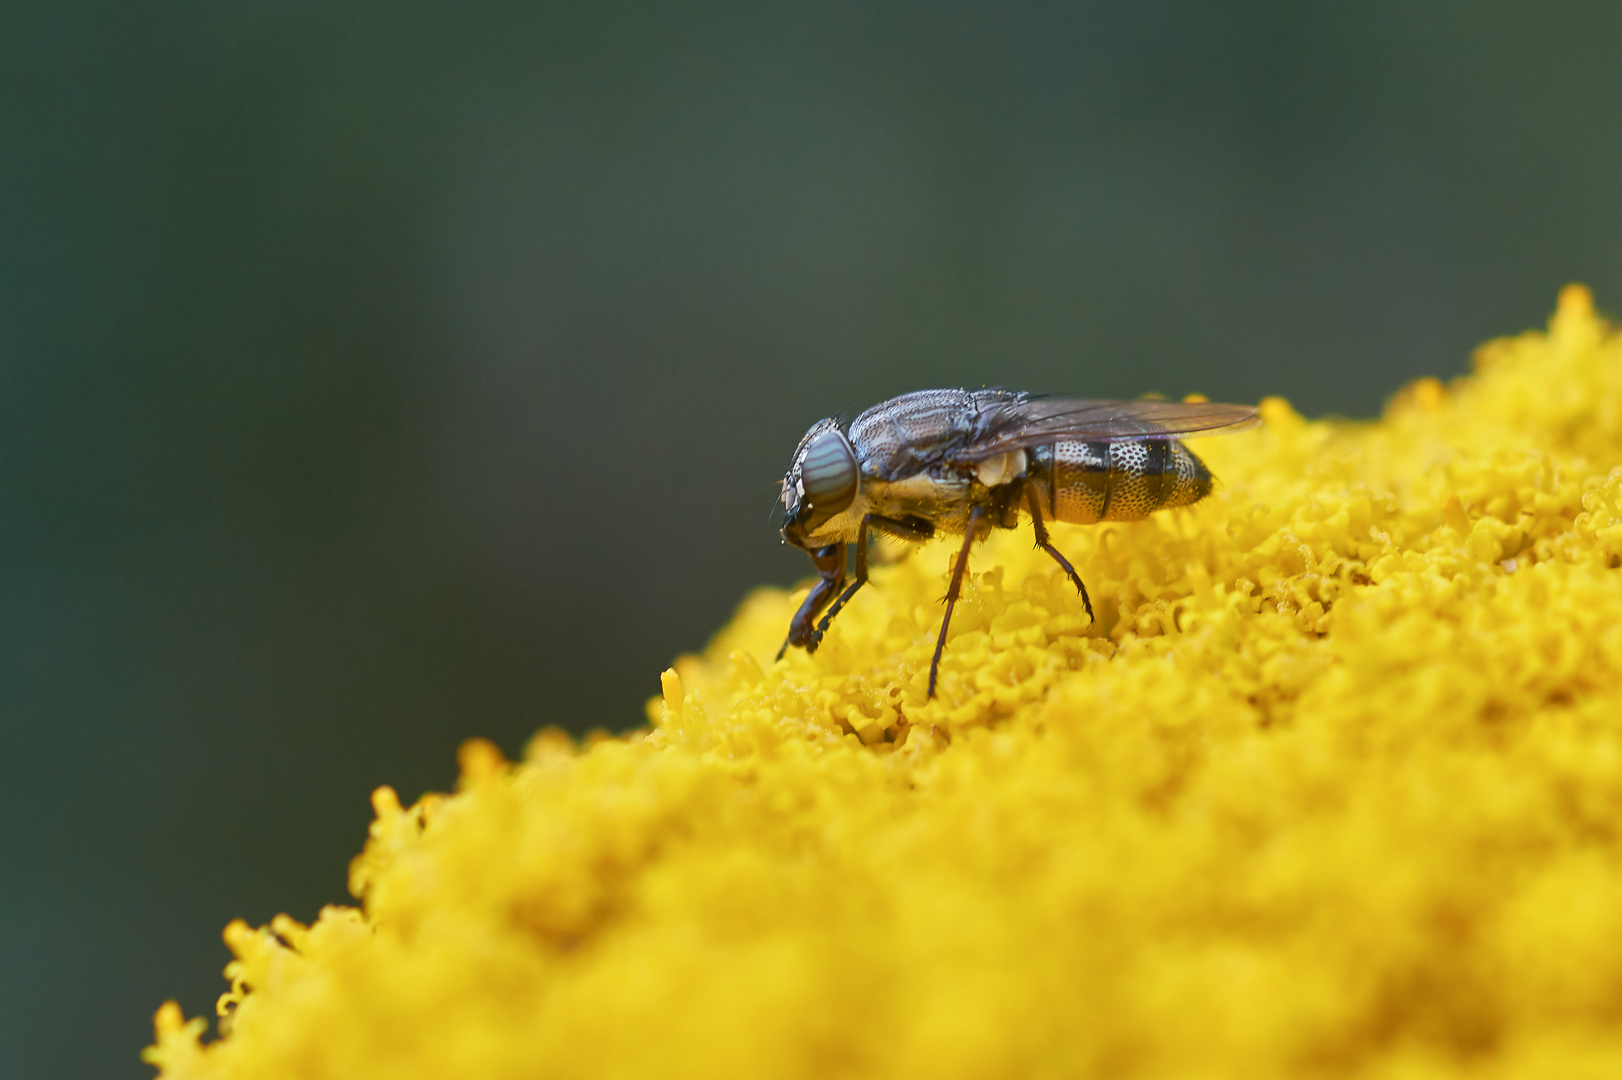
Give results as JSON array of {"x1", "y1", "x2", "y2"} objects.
[{"x1": 797, "y1": 427, "x2": 858, "y2": 524}]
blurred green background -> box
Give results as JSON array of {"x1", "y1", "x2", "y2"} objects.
[{"x1": 2, "y1": 1, "x2": 1620, "y2": 1075}]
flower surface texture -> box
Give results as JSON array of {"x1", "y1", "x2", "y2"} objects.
[{"x1": 149, "y1": 287, "x2": 1622, "y2": 1079}]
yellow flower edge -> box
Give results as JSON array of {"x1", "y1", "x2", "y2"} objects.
[{"x1": 148, "y1": 287, "x2": 1622, "y2": 1079}]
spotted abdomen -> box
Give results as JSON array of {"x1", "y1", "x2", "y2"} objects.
[{"x1": 1028, "y1": 439, "x2": 1213, "y2": 524}]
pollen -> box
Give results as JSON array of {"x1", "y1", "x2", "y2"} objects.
[{"x1": 147, "y1": 286, "x2": 1622, "y2": 1079}]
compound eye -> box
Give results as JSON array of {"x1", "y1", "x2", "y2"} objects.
[{"x1": 798, "y1": 428, "x2": 858, "y2": 524}]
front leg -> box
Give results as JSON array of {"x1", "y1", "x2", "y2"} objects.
[
  {"x1": 814, "y1": 518, "x2": 874, "y2": 639},
  {"x1": 777, "y1": 543, "x2": 846, "y2": 660},
  {"x1": 812, "y1": 514, "x2": 934, "y2": 641},
  {"x1": 867, "y1": 513, "x2": 935, "y2": 544}
]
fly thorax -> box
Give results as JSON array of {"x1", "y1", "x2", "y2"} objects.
[{"x1": 863, "y1": 470, "x2": 967, "y2": 529}]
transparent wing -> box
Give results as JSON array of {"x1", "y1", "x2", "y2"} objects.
[{"x1": 955, "y1": 397, "x2": 1260, "y2": 461}]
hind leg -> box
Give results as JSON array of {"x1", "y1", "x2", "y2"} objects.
[{"x1": 1025, "y1": 487, "x2": 1094, "y2": 622}]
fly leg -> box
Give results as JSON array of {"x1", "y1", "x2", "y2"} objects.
[
  {"x1": 777, "y1": 543, "x2": 846, "y2": 660},
  {"x1": 1025, "y1": 486, "x2": 1094, "y2": 622},
  {"x1": 814, "y1": 519, "x2": 871, "y2": 640},
  {"x1": 786, "y1": 516, "x2": 935, "y2": 662},
  {"x1": 813, "y1": 513, "x2": 937, "y2": 639},
  {"x1": 929, "y1": 507, "x2": 985, "y2": 699}
]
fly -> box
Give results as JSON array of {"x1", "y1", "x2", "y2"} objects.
[{"x1": 776, "y1": 388, "x2": 1259, "y2": 698}]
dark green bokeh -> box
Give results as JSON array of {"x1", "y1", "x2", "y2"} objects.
[{"x1": 3, "y1": 2, "x2": 1619, "y2": 1075}]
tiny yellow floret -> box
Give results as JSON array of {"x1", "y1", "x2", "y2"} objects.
[{"x1": 148, "y1": 288, "x2": 1622, "y2": 1079}]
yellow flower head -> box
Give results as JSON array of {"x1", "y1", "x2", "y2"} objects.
[{"x1": 149, "y1": 287, "x2": 1622, "y2": 1078}]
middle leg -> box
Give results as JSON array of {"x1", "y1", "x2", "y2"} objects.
[{"x1": 929, "y1": 507, "x2": 985, "y2": 699}]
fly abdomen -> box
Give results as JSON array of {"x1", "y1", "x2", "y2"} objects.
[{"x1": 1029, "y1": 439, "x2": 1213, "y2": 524}]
